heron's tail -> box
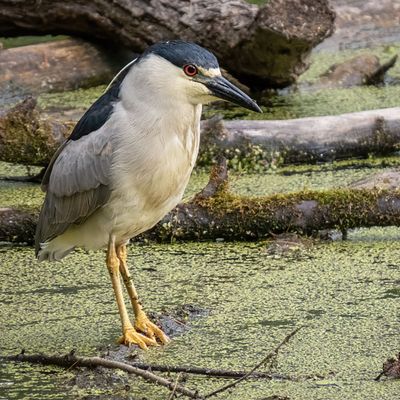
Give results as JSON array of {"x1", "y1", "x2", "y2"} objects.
[{"x1": 36, "y1": 234, "x2": 75, "y2": 262}]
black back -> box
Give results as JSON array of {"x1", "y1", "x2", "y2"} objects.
[{"x1": 69, "y1": 61, "x2": 135, "y2": 141}]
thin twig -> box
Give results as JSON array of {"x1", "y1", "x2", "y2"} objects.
[
  {"x1": 168, "y1": 373, "x2": 182, "y2": 400},
  {"x1": 1, "y1": 353, "x2": 202, "y2": 399},
  {"x1": 374, "y1": 371, "x2": 385, "y2": 381},
  {"x1": 204, "y1": 327, "x2": 302, "y2": 399},
  {"x1": 65, "y1": 360, "x2": 79, "y2": 372}
]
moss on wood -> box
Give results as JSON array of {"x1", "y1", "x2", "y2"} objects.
[
  {"x1": 4, "y1": 167, "x2": 400, "y2": 244},
  {"x1": 0, "y1": 97, "x2": 73, "y2": 166}
]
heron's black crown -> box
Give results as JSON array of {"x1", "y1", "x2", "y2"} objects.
[
  {"x1": 142, "y1": 40, "x2": 219, "y2": 70},
  {"x1": 68, "y1": 41, "x2": 219, "y2": 142}
]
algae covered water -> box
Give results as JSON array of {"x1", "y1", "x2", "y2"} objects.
[{"x1": 0, "y1": 230, "x2": 400, "y2": 399}]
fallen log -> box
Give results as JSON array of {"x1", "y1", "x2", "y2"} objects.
[
  {"x1": 0, "y1": 0, "x2": 335, "y2": 88},
  {"x1": 2, "y1": 161, "x2": 400, "y2": 245},
  {"x1": 0, "y1": 38, "x2": 133, "y2": 102},
  {"x1": 2, "y1": 99, "x2": 400, "y2": 167},
  {"x1": 318, "y1": 0, "x2": 400, "y2": 52},
  {"x1": 200, "y1": 108, "x2": 400, "y2": 165},
  {"x1": 146, "y1": 162, "x2": 400, "y2": 242}
]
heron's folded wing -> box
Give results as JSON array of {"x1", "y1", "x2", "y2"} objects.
[
  {"x1": 35, "y1": 129, "x2": 113, "y2": 252},
  {"x1": 35, "y1": 57, "x2": 138, "y2": 254}
]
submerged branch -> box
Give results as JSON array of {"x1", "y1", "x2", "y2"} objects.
[
  {"x1": 1, "y1": 352, "x2": 202, "y2": 399},
  {"x1": 1, "y1": 328, "x2": 302, "y2": 399},
  {"x1": 375, "y1": 353, "x2": 400, "y2": 381}
]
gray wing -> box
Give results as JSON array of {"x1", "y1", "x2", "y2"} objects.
[
  {"x1": 35, "y1": 130, "x2": 113, "y2": 254},
  {"x1": 34, "y1": 57, "x2": 138, "y2": 255}
]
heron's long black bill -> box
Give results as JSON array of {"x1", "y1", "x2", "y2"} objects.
[{"x1": 205, "y1": 76, "x2": 262, "y2": 113}]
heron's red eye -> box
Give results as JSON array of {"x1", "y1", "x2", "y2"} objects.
[{"x1": 183, "y1": 64, "x2": 198, "y2": 77}]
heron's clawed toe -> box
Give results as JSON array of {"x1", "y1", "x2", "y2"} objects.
[
  {"x1": 118, "y1": 326, "x2": 158, "y2": 349},
  {"x1": 135, "y1": 312, "x2": 170, "y2": 345}
]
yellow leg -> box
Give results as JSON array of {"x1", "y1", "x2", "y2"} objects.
[
  {"x1": 106, "y1": 236, "x2": 157, "y2": 349},
  {"x1": 117, "y1": 243, "x2": 170, "y2": 344}
]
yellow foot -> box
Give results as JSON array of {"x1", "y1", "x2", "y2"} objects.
[
  {"x1": 118, "y1": 326, "x2": 158, "y2": 350},
  {"x1": 135, "y1": 312, "x2": 170, "y2": 345}
]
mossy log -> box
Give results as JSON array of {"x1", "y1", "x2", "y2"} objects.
[
  {"x1": 147, "y1": 162, "x2": 400, "y2": 242},
  {"x1": 0, "y1": 0, "x2": 335, "y2": 88},
  {"x1": 0, "y1": 97, "x2": 73, "y2": 166},
  {"x1": 0, "y1": 38, "x2": 133, "y2": 102},
  {"x1": 2, "y1": 162, "x2": 400, "y2": 245},
  {"x1": 2, "y1": 99, "x2": 400, "y2": 167}
]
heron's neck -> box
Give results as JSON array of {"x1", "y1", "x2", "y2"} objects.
[
  {"x1": 121, "y1": 90, "x2": 200, "y2": 125},
  {"x1": 119, "y1": 69, "x2": 202, "y2": 144},
  {"x1": 120, "y1": 59, "x2": 196, "y2": 115}
]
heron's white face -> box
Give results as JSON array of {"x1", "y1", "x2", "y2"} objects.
[
  {"x1": 121, "y1": 53, "x2": 261, "y2": 113},
  {"x1": 134, "y1": 54, "x2": 221, "y2": 106}
]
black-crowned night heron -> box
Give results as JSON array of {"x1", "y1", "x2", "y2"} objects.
[{"x1": 35, "y1": 40, "x2": 261, "y2": 349}]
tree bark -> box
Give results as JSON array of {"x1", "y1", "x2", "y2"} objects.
[
  {"x1": 1, "y1": 99, "x2": 400, "y2": 168},
  {"x1": 0, "y1": 0, "x2": 335, "y2": 88},
  {"x1": 2, "y1": 162, "x2": 400, "y2": 245},
  {"x1": 0, "y1": 38, "x2": 134, "y2": 102},
  {"x1": 146, "y1": 165, "x2": 400, "y2": 242}
]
